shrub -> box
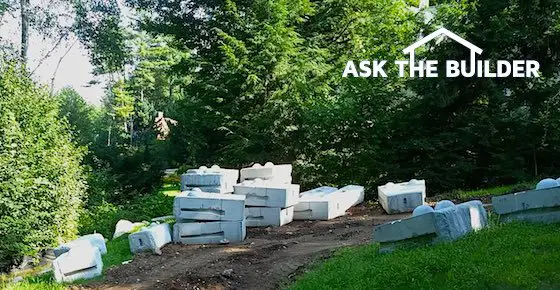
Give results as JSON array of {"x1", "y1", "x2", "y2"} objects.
[{"x1": 0, "y1": 64, "x2": 87, "y2": 272}]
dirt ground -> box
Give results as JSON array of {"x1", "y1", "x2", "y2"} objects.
[{"x1": 82, "y1": 204, "x2": 409, "y2": 290}]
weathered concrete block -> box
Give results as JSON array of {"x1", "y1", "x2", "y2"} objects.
[
  {"x1": 294, "y1": 185, "x2": 364, "y2": 220},
  {"x1": 240, "y1": 163, "x2": 292, "y2": 183},
  {"x1": 373, "y1": 200, "x2": 487, "y2": 248},
  {"x1": 536, "y1": 178, "x2": 559, "y2": 190},
  {"x1": 173, "y1": 220, "x2": 246, "y2": 244},
  {"x1": 373, "y1": 212, "x2": 436, "y2": 243},
  {"x1": 245, "y1": 206, "x2": 294, "y2": 227},
  {"x1": 53, "y1": 245, "x2": 103, "y2": 283},
  {"x1": 128, "y1": 223, "x2": 172, "y2": 254},
  {"x1": 54, "y1": 233, "x2": 107, "y2": 258},
  {"x1": 233, "y1": 181, "x2": 299, "y2": 208},
  {"x1": 378, "y1": 179, "x2": 426, "y2": 214},
  {"x1": 180, "y1": 166, "x2": 239, "y2": 192},
  {"x1": 499, "y1": 207, "x2": 560, "y2": 224},
  {"x1": 182, "y1": 185, "x2": 234, "y2": 194},
  {"x1": 492, "y1": 187, "x2": 560, "y2": 214},
  {"x1": 433, "y1": 200, "x2": 487, "y2": 241},
  {"x1": 173, "y1": 191, "x2": 245, "y2": 221}
]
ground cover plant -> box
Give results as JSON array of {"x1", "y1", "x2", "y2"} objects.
[{"x1": 291, "y1": 222, "x2": 560, "y2": 289}]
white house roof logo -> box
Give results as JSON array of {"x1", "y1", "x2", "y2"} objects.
[{"x1": 343, "y1": 27, "x2": 540, "y2": 78}]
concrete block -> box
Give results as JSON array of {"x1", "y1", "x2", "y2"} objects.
[
  {"x1": 240, "y1": 163, "x2": 292, "y2": 183},
  {"x1": 412, "y1": 205, "x2": 434, "y2": 216},
  {"x1": 492, "y1": 187, "x2": 560, "y2": 214},
  {"x1": 373, "y1": 213, "x2": 436, "y2": 243},
  {"x1": 54, "y1": 233, "x2": 107, "y2": 258},
  {"x1": 53, "y1": 245, "x2": 103, "y2": 283},
  {"x1": 113, "y1": 220, "x2": 146, "y2": 239},
  {"x1": 233, "y1": 181, "x2": 299, "y2": 208},
  {"x1": 373, "y1": 200, "x2": 487, "y2": 245},
  {"x1": 433, "y1": 200, "x2": 487, "y2": 241},
  {"x1": 128, "y1": 223, "x2": 172, "y2": 254},
  {"x1": 180, "y1": 166, "x2": 239, "y2": 191},
  {"x1": 173, "y1": 191, "x2": 245, "y2": 221},
  {"x1": 378, "y1": 179, "x2": 426, "y2": 214},
  {"x1": 173, "y1": 220, "x2": 246, "y2": 244},
  {"x1": 294, "y1": 185, "x2": 364, "y2": 220},
  {"x1": 245, "y1": 206, "x2": 294, "y2": 227},
  {"x1": 500, "y1": 207, "x2": 560, "y2": 224},
  {"x1": 182, "y1": 185, "x2": 234, "y2": 194}
]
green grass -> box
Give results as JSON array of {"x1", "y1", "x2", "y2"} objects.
[
  {"x1": 290, "y1": 222, "x2": 560, "y2": 290},
  {"x1": 442, "y1": 181, "x2": 535, "y2": 200}
]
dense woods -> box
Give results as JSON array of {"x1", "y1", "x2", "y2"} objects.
[{"x1": 1, "y1": 0, "x2": 560, "y2": 273}]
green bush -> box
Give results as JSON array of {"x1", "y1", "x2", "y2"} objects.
[
  {"x1": 0, "y1": 64, "x2": 87, "y2": 272},
  {"x1": 78, "y1": 191, "x2": 174, "y2": 238}
]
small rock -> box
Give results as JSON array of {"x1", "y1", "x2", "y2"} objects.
[
  {"x1": 222, "y1": 269, "x2": 234, "y2": 277},
  {"x1": 12, "y1": 276, "x2": 23, "y2": 283},
  {"x1": 121, "y1": 260, "x2": 132, "y2": 265}
]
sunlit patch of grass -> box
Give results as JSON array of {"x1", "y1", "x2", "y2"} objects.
[{"x1": 291, "y1": 222, "x2": 560, "y2": 289}]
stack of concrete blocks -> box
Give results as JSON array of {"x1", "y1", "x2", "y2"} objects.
[
  {"x1": 235, "y1": 163, "x2": 298, "y2": 227},
  {"x1": 52, "y1": 233, "x2": 106, "y2": 282},
  {"x1": 492, "y1": 179, "x2": 560, "y2": 224},
  {"x1": 378, "y1": 179, "x2": 426, "y2": 214},
  {"x1": 372, "y1": 200, "x2": 488, "y2": 252},
  {"x1": 180, "y1": 165, "x2": 239, "y2": 193},
  {"x1": 294, "y1": 185, "x2": 365, "y2": 220},
  {"x1": 173, "y1": 190, "x2": 246, "y2": 244},
  {"x1": 129, "y1": 223, "x2": 172, "y2": 254}
]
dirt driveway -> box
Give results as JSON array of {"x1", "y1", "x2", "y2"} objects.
[{"x1": 84, "y1": 204, "x2": 408, "y2": 290}]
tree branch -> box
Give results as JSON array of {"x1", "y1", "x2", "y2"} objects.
[{"x1": 49, "y1": 38, "x2": 78, "y2": 96}]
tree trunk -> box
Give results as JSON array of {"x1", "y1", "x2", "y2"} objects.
[{"x1": 20, "y1": 0, "x2": 30, "y2": 64}]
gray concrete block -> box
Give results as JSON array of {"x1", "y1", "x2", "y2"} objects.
[
  {"x1": 378, "y1": 180, "x2": 426, "y2": 214},
  {"x1": 53, "y1": 245, "x2": 103, "y2": 283},
  {"x1": 492, "y1": 187, "x2": 560, "y2": 214},
  {"x1": 373, "y1": 200, "x2": 487, "y2": 245},
  {"x1": 54, "y1": 233, "x2": 107, "y2": 258},
  {"x1": 182, "y1": 185, "x2": 234, "y2": 194},
  {"x1": 500, "y1": 207, "x2": 560, "y2": 224},
  {"x1": 180, "y1": 167, "x2": 239, "y2": 191},
  {"x1": 245, "y1": 206, "x2": 294, "y2": 227},
  {"x1": 294, "y1": 185, "x2": 364, "y2": 220},
  {"x1": 233, "y1": 181, "x2": 299, "y2": 207},
  {"x1": 373, "y1": 213, "x2": 436, "y2": 243},
  {"x1": 240, "y1": 163, "x2": 292, "y2": 182},
  {"x1": 433, "y1": 200, "x2": 487, "y2": 241},
  {"x1": 173, "y1": 220, "x2": 246, "y2": 244},
  {"x1": 173, "y1": 191, "x2": 245, "y2": 221},
  {"x1": 128, "y1": 223, "x2": 172, "y2": 254}
]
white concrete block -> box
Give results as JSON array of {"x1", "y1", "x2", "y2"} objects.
[
  {"x1": 54, "y1": 233, "x2": 107, "y2": 258},
  {"x1": 180, "y1": 166, "x2": 239, "y2": 191},
  {"x1": 240, "y1": 163, "x2": 292, "y2": 183},
  {"x1": 182, "y1": 185, "x2": 234, "y2": 194},
  {"x1": 378, "y1": 179, "x2": 426, "y2": 214},
  {"x1": 113, "y1": 220, "x2": 146, "y2": 239},
  {"x1": 245, "y1": 206, "x2": 294, "y2": 227},
  {"x1": 173, "y1": 191, "x2": 245, "y2": 221},
  {"x1": 53, "y1": 245, "x2": 103, "y2": 283},
  {"x1": 373, "y1": 213, "x2": 436, "y2": 243},
  {"x1": 233, "y1": 181, "x2": 300, "y2": 207},
  {"x1": 128, "y1": 223, "x2": 172, "y2": 254},
  {"x1": 294, "y1": 185, "x2": 364, "y2": 220},
  {"x1": 434, "y1": 200, "x2": 488, "y2": 241},
  {"x1": 492, "y1": 187, "x2": 560, "y2": 214},
  {"x1": 173, "y1": 220, "x2": 246, "y2": 244},
  {"x1": 373, "y1": 200, "x2": 487, "y2": 244}
]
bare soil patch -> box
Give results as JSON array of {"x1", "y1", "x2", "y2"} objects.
[{"x1": 82, "y1": 204, "x2": 408, "y2": 290}]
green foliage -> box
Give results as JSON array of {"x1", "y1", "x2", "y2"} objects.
[
  {"x1": 78, "y1": 189, "x2": 174, "y2": 238},
  {"x1": 291, "y1": 222, "x2": 560, "y2": 289},
  {"x1": 0, "y1": 64, "x2": 87, "y2": 272}
]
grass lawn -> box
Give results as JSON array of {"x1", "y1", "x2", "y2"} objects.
[{"x1": 290, "y1": 222, "x2": 560, "y2": 289}]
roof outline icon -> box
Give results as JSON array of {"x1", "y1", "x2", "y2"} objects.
[{"x1": 402, "y1": 27, "x2": 483, "y2": 55}]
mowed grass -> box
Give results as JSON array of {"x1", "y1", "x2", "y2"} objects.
[{"x1": 290, "y1": 222, "x2": 560, "y2": 290}]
